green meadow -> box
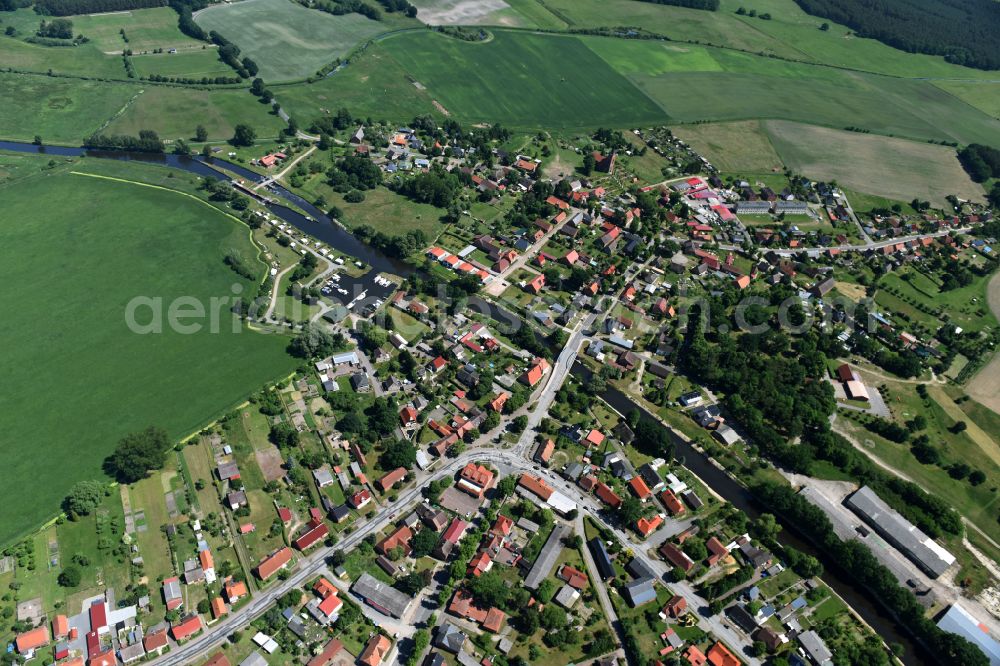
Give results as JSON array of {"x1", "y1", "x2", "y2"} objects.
[
  {"x1": 104, "y1": 85, "x2": 287, "y2": 142},
  {"x1": 0, "y1": 158, "x2": 296, "y2": 546},
  {"x1": 0, "y1": 73, "x2": 139, "y2": 144},
  {"x1": 131, "y1": 49, "x2": 234, "y2": 79},
  {"x1": 194, "y1": 0, "x2": 411, "y2": 82},
  {"x1": 279, "y1": 29, "x2": 1000, "y2": 145}
]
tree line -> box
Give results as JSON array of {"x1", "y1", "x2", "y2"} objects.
[
  {"x1": 635, "y1": 0, "x2": 719, "y2": 11},
  {"x1": 957, "y1": 144, "x2": 1000, "y2": 183},
  {"x1": 754, "y1": 481, "x2": 988, "y2": 665},
  {"x1": 34, "y1": 0, "x2": 164, "y2": 16},
  {"x1": 83, "y1": 130, "x2": 164, "y2": 153},
  {"x1": 793, "y1": 0, "x2": 1000, "y2": 70}
]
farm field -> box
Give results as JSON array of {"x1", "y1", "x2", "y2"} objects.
[
  {"x1": 0, "y1": 161, "x2": 296, "y2": 546},
  {"x1": 763, "y1": 120, "x2": 984, "y2": 206},
  {"x1": 292, "y1": 29, "x2": 1000, "y2": 143},
  {"x1": 360, "y1": 30, "x2": 666, "y2": 129},
  {"x1": 542, "y1": 0, "x2": 1000, "y2": 81},
  {"x1": 933, "y1": 81, "x2": 1000, "y2": 121},
  {"x1": 0, "y1": 73, "x2": 138, "y2": 144},
  {"x1": 411, "y1": 0, "x2": 566, "y2": 28},
  {"x1": 194, "y1": 0, "x2": 408, "y2": 82},
  {"x1": 671, "y1": 120, "x2": 783, "y2": 174},
  {"x1": 589, "y1": 40, "x2": 1000, "y2": 146},
  {"x1": 132, "y1": 49, "x2": 234, "y2": 79},
  {"x1": 104, "y1": 85, "x2": 287, "y2": 142},
  {"x1": 966, "y1": 272, "x2": 1000, "y2": 417},
  {"x1": 274, "y1": 43, "x2": 441, "y2": 128}
]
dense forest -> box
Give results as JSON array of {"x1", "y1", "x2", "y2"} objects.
[
  {"x1": 35, "y1": 0, "x2": 164, "y2": 15},
  {"x1": 635, "y1": 0, "x2": 719, "y2": 10},
  {"x1": 793, "y1": 0, "x2": 1000, "y2": 70},
  {"x1": 957, "y1": 144, "x2": 1000, "y2": 183}
]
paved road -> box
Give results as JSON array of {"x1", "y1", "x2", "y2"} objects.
[{"x1": 149, "y1": 308, "x2": 764, "y2": 666}]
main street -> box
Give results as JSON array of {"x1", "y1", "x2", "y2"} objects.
[{"x1": 151, "y1": 312, "x2": 762, "y2": 666}]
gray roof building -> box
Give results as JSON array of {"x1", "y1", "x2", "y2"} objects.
[
  {"x1": 589, "y1": 538, "x2": 615, "y2": 580},
  {"x1": 623, "y1": 577, "x2": 657, "y2": 607},
  {"x1": 626, "y1": 557, "x2": 655, "y2": 582},
  {"x1": 352, "y1": 572, "x2": 411, "y2": 618},
  {"x1": 797, "y1": 629, "x2": 833, "y2": 665},
  {"x1": 845, "y1": 486, "x2": 955, "y2": 578},
  {"x1": 524, "y1": 524, "x2": 569, "y2": 589},
  {"x1": 434, "y1": 623, "x2": 466, "y2": 654},
  {"x1": 937, "y1": 603, "x2": 1000, "y2": 665},
  {"x1": 118, "y1": 642, "x2": 146, "y2": 664},
  {"x1": 554, "y1": 585, "x2": 580, "y2": 609},
  {"x1": 239, "y1": 652, "x2": 269, "y2": 666}
]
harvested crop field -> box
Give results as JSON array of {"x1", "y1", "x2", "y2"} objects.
[
  {"x1": 764, "y1": 120, "x2": 984, "y2": 206},
  {"x1": 672, "y1": 120, "x2": 783, "y2": 174}
]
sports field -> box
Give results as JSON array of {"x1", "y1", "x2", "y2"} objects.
[
  {"x1": 194, "y1": 0, "x2": 402, "y2": 82},
  {"x1": 764, "y1": 120, "x2": 984, "y2": 206},
  {"x1": 0, "y1": 161, "x2": 295, "y2": 545}
]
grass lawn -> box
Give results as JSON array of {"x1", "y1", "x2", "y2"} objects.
[
  {"x1": 836, "y1": 414, "x2": 1000, "y2": 546},
  {"x1": 194, "y1": 0, "x2": 413, "y2": 82},
  {"x1": 672, "y1": 120, "x2": 784, "y2": 174},
  {"x1": 57, "y1": 7, "x2": 206, "y2": 53},
  {"x1": 764, "y1": 120, "x2": 983, "y2": 207},
  {"x1": 104, "y1": 85, "x2": 288, "y2": 143},
  {"x1": 0, "y1": 13, "x2": 125, "y2": 77},
  {"x1": 128, "y1": 469, "x2": 176, "y2": 583},
  {"x1": 878, "y1": 267, "x2": 997, "y2": 334},
  {"x1": 295, "y1": 175, "x2": 448, "y2": 240},
  {"x1": 0, "y1": 73, "x2": 139, "y2": 144},
  {"x1": 275, "y1": 42, "x2": 441, "y2": 126},
  {"x1": 0, "y1": 165, "x2": 296, "y2": 547}
]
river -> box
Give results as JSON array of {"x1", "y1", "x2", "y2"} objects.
[
  {"x1": 2, "y1": 139, "x2": 926, "y2": 662},
  {"x1": 0, "y1": 140, "x2": 407, "y2": 304},
  {"x1": 573, "y1": 363, "x2": 929, "y2": 664}
]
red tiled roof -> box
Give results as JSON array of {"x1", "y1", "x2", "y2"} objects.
[
  {"x1": 595, "y1": 482, "x2": 622, "y2": 509},
  {"x1": 15, "y1": 627, "x2": 48, "y2": 652},
  {"x1": 256, "y1": 547, "x2": 293, "y2": 580},
  {"x1": 359, "y1": 634, "x2": 391, "y2": 666},
  {"x1": 707, "y1": 642, "x2": 740, "y2": 666},
  {"x1": 307, "y1": 639, "x2": 344, "y2": 666},
  {"x1": 629, "y1": 476, "x2": 652, "y2": 499},
  {"x1": 294, "y1": 522, "x2": 329, "y2": 551},
  {"x1": 518, "y1": 474, "x2": 553, "y2": 501},
  {"x1": 637, "y1": 515, "x2": 663, "y2": 537},
  {"x1": 378, "y1": 467, "x2": 407, "y2": 491},
  {"x1": 442, "y1": 518, "x2": 468, "y2": 544},
  {"x1": 170, "y1": 614, "x2": 202, "y2": 642},
  {"x1": 144, "y1": 629, "x2": 168, "y2": 652}
]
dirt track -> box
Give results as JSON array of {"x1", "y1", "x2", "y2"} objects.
[{"x1": 966, "y1": 270, "x2": 1000, "y2": 414}]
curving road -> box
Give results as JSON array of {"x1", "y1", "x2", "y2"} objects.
[{"x1": 148, "y1": 317, "x2": 762, "y2": 666}]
